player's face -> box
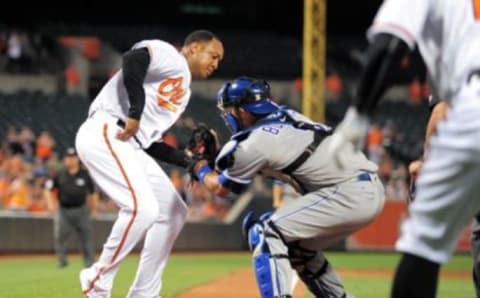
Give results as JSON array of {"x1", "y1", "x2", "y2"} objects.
[
  {"x1": 63, "y1": 155, "x2": 79, "y2": 169},
  {"x1": 189, "y1": 39, "x2": 224, "y2": 79}
]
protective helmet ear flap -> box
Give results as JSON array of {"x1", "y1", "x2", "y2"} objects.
[
  {"x1": 222, "y1": 112, "x2": 240, "y2": 133},
  {"x1": 217, "y1": 82, "x2": 231, "y2": 111}
]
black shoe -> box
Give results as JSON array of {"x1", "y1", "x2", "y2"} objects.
[{"x1": 58, "y1": 261, "x2": 68, "y2": 268}]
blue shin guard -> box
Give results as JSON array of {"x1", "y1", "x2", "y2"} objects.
[
  {"x1": 242, "y1": 211, "x2": 275, "y2": 298},
  {"x1": 254, "y1": 249, "x2": 275, "y2": 298}
]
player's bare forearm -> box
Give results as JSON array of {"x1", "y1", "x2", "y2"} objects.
[{"x1": 425, "y1": 101, "x2": 448, "y2": 144}]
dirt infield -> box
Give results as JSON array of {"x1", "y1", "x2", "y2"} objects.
[
  {"x1": 176, "y1": 268, "x2": 306, "y2": 298},
  {"x1": 176, "y1": 268, "x2": 471, "y2": 298}
]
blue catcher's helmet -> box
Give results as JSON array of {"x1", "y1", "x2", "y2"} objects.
[{"x1": 217, "y1": 77, "x2": 279, "y2": 133}]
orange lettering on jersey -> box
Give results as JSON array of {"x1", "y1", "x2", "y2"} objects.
[
  {"x1": 474, "y1": 0, "x2": 480, "y2": 20},
  {"x1": 157, "y1": 77, "x2": 185, "y2": 112},
  {"x1": 157, "y1": 99, "x2": 178, "y2": 112}
]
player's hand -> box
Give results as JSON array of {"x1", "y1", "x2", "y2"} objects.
[
  {"x1": 408, "y1": 160, "x2": 423, "y2": 177},
  {"x1": 327, "y1": 107, "x2": 369, "y2": 169},
  {"x1": 116, "y1": 118, "x2": 140, "y2": 141},
  {"x1": 407, "y1": 159, "x2": 423, "y2": 203}
]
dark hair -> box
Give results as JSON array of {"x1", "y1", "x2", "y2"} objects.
[{"x1": 183, "y1": 30, "x2": 219, "y2": 46}]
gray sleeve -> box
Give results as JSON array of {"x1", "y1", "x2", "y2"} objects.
[{"x1": 225, "y1": 141, "x2": 267, "y2": 183}]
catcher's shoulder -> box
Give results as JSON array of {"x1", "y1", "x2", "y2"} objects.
[{"x1": 215, "y1": 139, "x2": 240, "y2": 170}]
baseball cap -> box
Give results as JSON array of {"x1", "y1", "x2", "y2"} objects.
[{"x1": 64, "y1": 147, "x2": 77, "y2": 157}]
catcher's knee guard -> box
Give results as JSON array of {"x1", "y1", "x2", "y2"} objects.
[
  {"x1": 242, "y1": 211, "x2": 273, "y2": 251},
  {"x1": 288, "y1": 244, "x2": 346, "y2": 298},
  {"x1": 242, "y1": 212, "x2": 292, "y2": 298}
]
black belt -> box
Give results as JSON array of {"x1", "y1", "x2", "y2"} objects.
[
  {"x1": 116, "y1": 119, "x2": 144, "y2": 148},
  {"x1": 281, "y1": 132, "x2": 324, "y2": 174}
]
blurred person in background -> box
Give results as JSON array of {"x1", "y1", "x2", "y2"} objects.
[
  {"x1": 27, "y1": 166, "x2": 50, "y2": 213},
  {"x1": 3, "y1": 155, "x2": 30, "y2": 211},
  {"x1": 44, "y1": 147, "x2": 98, "y2": 269},
  {"x1": 5, "y1": 126, "x2": 22, "y2": 154},
  {"x1": 272, "y1": 179, "x2": 300, "y2": 209},
  {"x1": 35, "y1": 130, "x2": 55, "y2": 162},
  {"x1": 17, "y1": 126, "x2": 36, "y2": 163},
  {"x1": 6, "y1": 31, "x2": 22, "y2": 73}
]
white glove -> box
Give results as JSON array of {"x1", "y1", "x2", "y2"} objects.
[{"x1": 327, "y1": 107, "x2": 370, "y2": 169}]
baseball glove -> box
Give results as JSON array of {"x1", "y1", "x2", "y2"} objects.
[
  {"x1": 187, "y1": 123, "x2": 220, "y2": 162},
  {"x1": 186, "y1": 123, "x2": 220, "y2": 181}
]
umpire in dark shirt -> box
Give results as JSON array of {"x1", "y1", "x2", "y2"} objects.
[{"x1": 45, "y1": 147, "x2": 98, "y2": 268}]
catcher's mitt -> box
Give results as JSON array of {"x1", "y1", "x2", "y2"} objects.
[
  {"x1": 187, "y1": 123, "x2": 220, "y2": 162},
  {"x1": 186, "y1": 123, "x2": 220, "y2": 181}
]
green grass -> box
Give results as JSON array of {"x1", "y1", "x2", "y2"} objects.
[{"x1": 0, "y1": 252, "x2": 474, "y2": 298}]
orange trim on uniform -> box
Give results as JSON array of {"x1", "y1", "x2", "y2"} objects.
[
  {"x1": 157, "y1": 98, "x2": 178, "y2": 112},
  {"x1": 474, "y1": 0, "x2": 480, "y2": 20},
  {"x1": 83, "y1": 123, "x2": 139, "y2": 296}
]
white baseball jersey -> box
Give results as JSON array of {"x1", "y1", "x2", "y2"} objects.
[
  {"x1": 368, "y1": 0, "x2": 480, "y2": 102},
  {"x1": 89, "y1": 40, "x2": 192, "y2": 148}
]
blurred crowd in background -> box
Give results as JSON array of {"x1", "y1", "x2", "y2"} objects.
[
  {"x1": 0, "y1": 28, "x2": 65, "y2": 75},
  {"x1": 0, "y1": 122, "x2": 233, "y2": 223}
]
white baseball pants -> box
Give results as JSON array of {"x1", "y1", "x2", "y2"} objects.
[
  {"x1": 76, "y1": 111, "x2": 187, "y2": 298},
  {"x1": 396, "y1": 78, "x2": 480, "y2": 264}
]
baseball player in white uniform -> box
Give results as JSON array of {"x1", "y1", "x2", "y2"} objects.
[
  {"x1": 189, "y1": 77, "x2": 385, "y2": 298},
  {"x1": 75, "y1": 30, "x2": 223, "y2": 298},
  {"x1": 327, "y1": 1, "x2": 480, "y2": 297}
]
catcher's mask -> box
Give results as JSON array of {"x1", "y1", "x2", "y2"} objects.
[{"x1": 216, "y1": 77, "x2": 279, "y2": 133}]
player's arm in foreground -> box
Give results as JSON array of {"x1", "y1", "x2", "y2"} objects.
[
  {"x1": 328, "y1": 33, "x2": 410, "y2": 162},
  {"x1": 146, "y1": 124, "x2": 220, "y2": 169},
  {"x1": 145, "y1": 142, "x2": 193, "y2": 168},
  {"x1": 116, "y1": 47, "x2": 150, "y2": 141}
]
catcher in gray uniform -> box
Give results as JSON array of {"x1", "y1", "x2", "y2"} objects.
[{"x1": 189, "y1": 77, "x2": 386, "y2": 298}]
